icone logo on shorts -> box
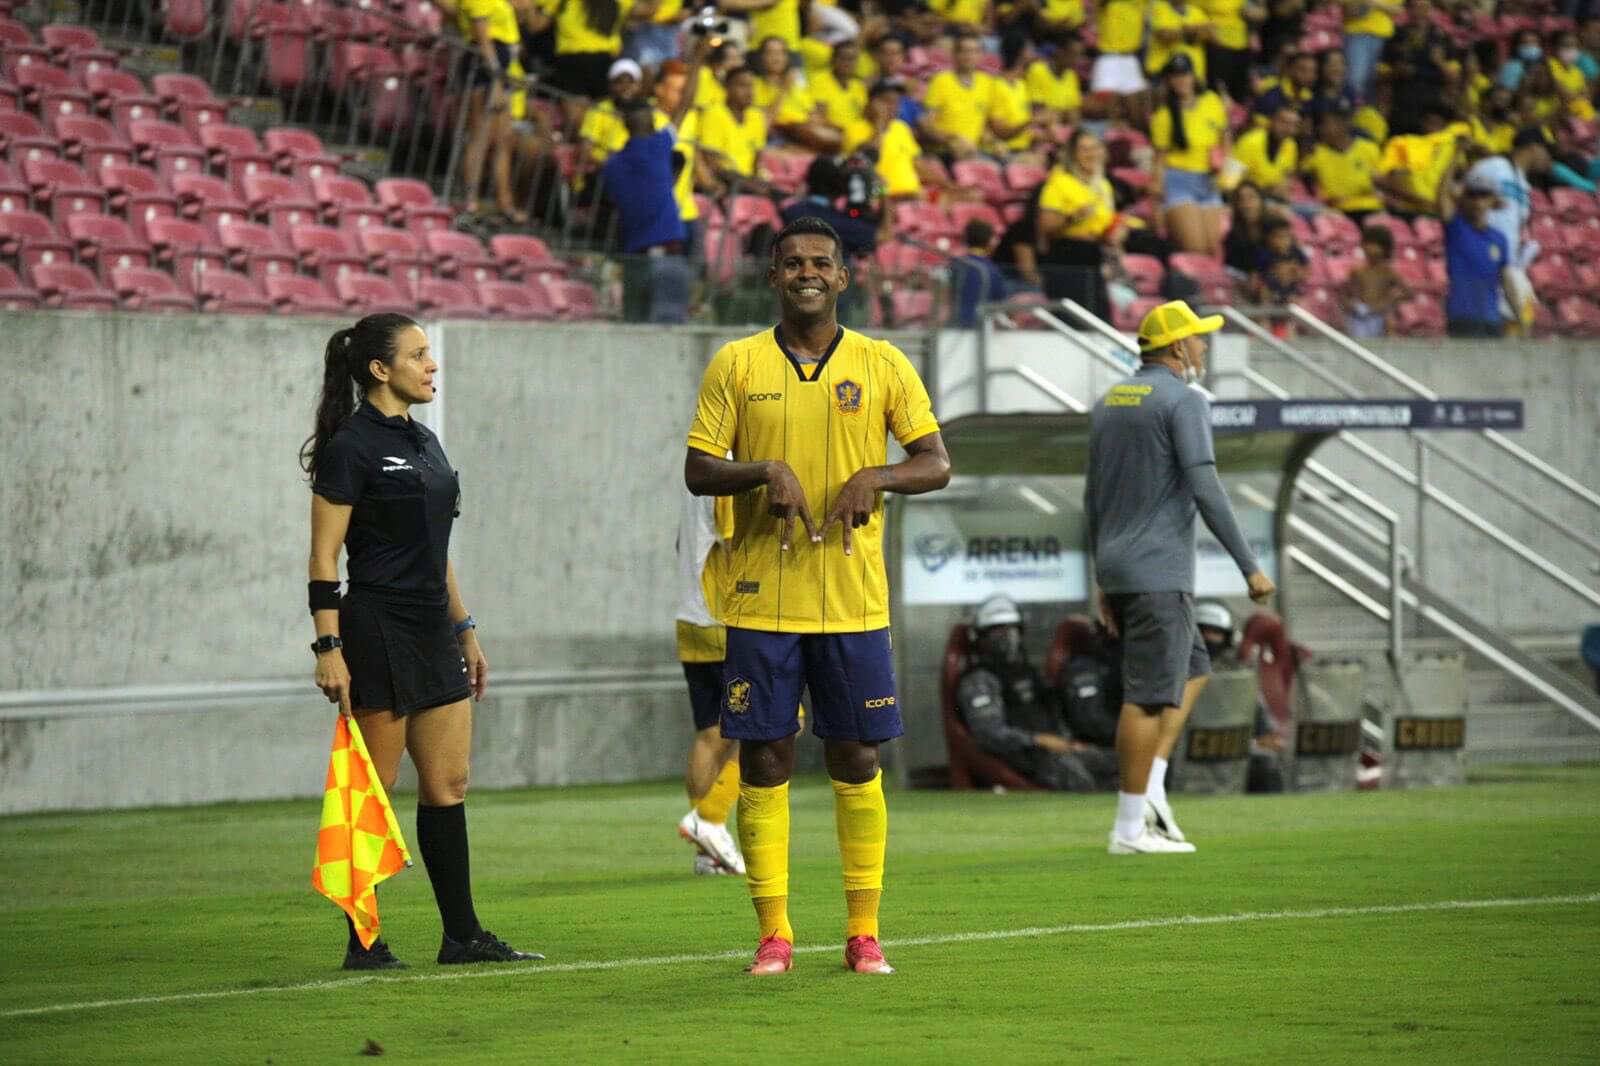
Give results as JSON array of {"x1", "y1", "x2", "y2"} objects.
[
  {"x1": 726, "y1": 677, "x2": 752, "y2": 714},
  {"x1": 864, "y1": 696, "x2": 896, "y2": 709}
]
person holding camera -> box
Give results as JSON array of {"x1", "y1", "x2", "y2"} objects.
[{"x1": 955, "y1": 596, "x2": 1119, "y2": 792}]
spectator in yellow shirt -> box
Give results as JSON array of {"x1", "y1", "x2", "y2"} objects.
[
  {"x1": 843, "y1": 80, "x2": 927, "y2": 200},
  {"x1": 922, "y1": 31, "x2": 1023, "y2": 158},
  {"x1": 995, "y1": 33, "x2": 1043, "y2": 154},
  {"x1": 1374, "y1": 105, "x2": 1468, "y2": 218},
  {"x1": 1036, "y1": 127, "x2": 1123, "y2": 316},
  {"x1": 1230, "y1": 103, "x2": 1300, "y2": 200},
  {"x1": 722, "y1": 0, "x2": 802, "y2": 52},
  {"x1": 1202, "y1": 0, "x2": 1266, "y2": 103},
  {"x1": 698, "y1": 66, "x2": 771, "y2": 194},
  {"x1": 458, "y1": 0, "x2": 526, "y2": 221},
  {"x1": 1025, "y1": 34, "x2": 1083, "y2": 126},
  {"x1": 1090, "y1": 0, "x2": 1150, "y2": 125},
  {"x1": 928, "y1": 0, "x2": 988, "y2": 29},
  {"x1": 1150, "y1": 54, "x2": 1229, "y2": 255},
  {"x1": 1342, "y1": 0, "x2": 1403, "y2": 102},
  {"x1": 751, "y1": 34, "x2": 840, "y2": 152},
  {"x1": 1301, "y1": 104, "x2": 1383, "y2": 223},
  {"x1": 810, "y1": 39, "x2": 869, "y2": 136},
  {"x1": 1145, "y1": 0, "x2": 1214, "y2": 83}
]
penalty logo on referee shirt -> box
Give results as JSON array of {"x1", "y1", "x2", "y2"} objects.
[{"x1": 726, "y1": 678, "x2": 752, "y2": 715}]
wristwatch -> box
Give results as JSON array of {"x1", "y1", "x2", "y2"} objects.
[{"x1": 310, "y1": 635, "x2": 344, "y2": 655}]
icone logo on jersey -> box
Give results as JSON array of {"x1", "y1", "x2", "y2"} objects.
[
  {"x1": 864, "y1": 696, "x2": 896, "y2": 709},
  {"x1": 748, "y1": 392, "x2": 782, "y2": 402}
]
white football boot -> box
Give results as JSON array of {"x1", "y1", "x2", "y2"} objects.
[
  {"x1": 1108, "y1": 827, "x2": 1197, "y2": 854},
  {"x1": 1144, "y1": 794, "x2": 1187, "y2": 843},
  {"x1": 678, "y1": 810, "x2": 747, "y2": 875}
]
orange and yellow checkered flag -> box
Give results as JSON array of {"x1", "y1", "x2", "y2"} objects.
[{"x1": 311, "y1": 716, "x2": 411, "y2": 949}]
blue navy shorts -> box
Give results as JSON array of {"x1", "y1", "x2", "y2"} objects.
[{"x1": 721, "y1": 627, "x2": 903, "y2": 743}]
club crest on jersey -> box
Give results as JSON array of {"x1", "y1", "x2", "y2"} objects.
[
  {"x1": 726, "y1": 677, "x2": 752, "y2": 715},
  {"x1": 835, "y1": 379, "x2": 863, "y2": 414}
]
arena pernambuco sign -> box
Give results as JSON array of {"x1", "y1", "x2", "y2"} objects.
[{"x1": 1209, "y1": 400, "x2": 1524, "y2": 433}]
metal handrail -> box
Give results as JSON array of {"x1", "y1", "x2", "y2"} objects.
[
  {"x1": 1289, "y1": 304, "x2": 1600, "y2": 514},
  {"x1": 1004, "y1": 366, "x2": 1089, "y2": 412}
]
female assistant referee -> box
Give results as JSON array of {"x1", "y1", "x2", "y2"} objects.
[{"x1": 302, "y1": 313, "x2": 540, "y2": 971}]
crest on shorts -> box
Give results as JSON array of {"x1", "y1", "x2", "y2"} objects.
[
  {"x1": 726, "y1": 677, "x2": 752, "y2": 715},
  {"x1": 835, "y1": 379, "x2": 863, "y2": 414}
]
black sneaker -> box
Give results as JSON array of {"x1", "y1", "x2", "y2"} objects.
[
  {"x1": 343, "y1": 939, "x2": 408, "y2": 971},
  {"x1": 437, "y1": 930, "x2": 545, "y2": 965}
]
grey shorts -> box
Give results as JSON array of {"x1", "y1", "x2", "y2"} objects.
[{"x1": 1108, "y1": 592, "x2": 1212, "y2": 710}]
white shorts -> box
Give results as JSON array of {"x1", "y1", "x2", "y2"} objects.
[{"x1": 1092, "y1": 54, "x2": 1148, "y2": 95}]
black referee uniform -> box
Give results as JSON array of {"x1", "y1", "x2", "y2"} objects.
[{"x1": 312, "y1": 403, "x2": 469, "y2": 716}]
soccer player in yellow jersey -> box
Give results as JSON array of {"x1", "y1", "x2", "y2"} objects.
[
  {"x1": 684, "y1": 217, "x2": 951, "y2": 977},
  {"x1": 674, "y1": 487, "x2": 748, "y2": 876}
]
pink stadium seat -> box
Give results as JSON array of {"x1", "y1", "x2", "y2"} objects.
[
  {"x1": 170, "y1": 171, "x2": 251, "y2": 229},
  {"x1": 265, "y1": 272, "x2": 346, "y2": 315},
  {"x1": 198, "y1": 124, "x2": 274, "y2": 180},
  {"x1": 1314, "y1": 211, "x2": 1362, "y2": 254},
  {"x1": 757, "y1": 150, "x2": 815, "y2": 195},
  {"x1": 194, "y1": 268, "x2": 273, "y2": 313},
  {"x1": 355, "y1": 225, "x2": 430, "y2": 284},
  {"x1": 1528, "y1": 257, "x2": 1580, "y2": 301},
  {"x1": 262, "y1": 127, "x2": 341, "y2": 176},
  {"x1": 488, "y1": 233, "x2": 567, "y2": 279},
  {"x1": 1411, "y1": 215, "x2": 1444, "y2": 254},
  {"x1": 0, "y1": 208, "x2": 71, "y2": 268},
  {"x1": 1550, "y1": 187, "x2": 1599, "y2": 223},
  {"x1": 892, "y1": 200, "x2": 958, "y2": 242},
  {"x1": 313, "y1": 172, "x2": 387, "y2": 228},
  {"x1": 873, "y1": 239, "x2": 943, "y2": 274},
  {"x1": 289, "y1": 223, "x2": 367, "y2": 280},
  {"x1": 96, "y1": 163, "x2": 178, "y2": 225},
  {"x1": 424, "y1": 229, "x2": 500, "y2": 283},
  {"x1": 85, "y1": 69, "x2": 162, "y2": 127},
  {"x1": 0, "y1": 110, "x2": 60, "y2": 162},
  {"x1": 1529, "y1": 213, "x2": 1567, "y2": 254},
  {"x1": 0, "y1": 79, "x2": 18, "y2": 113},
  {"x1": 109, "y1": 265, "x2": 195, "y2": 311},
  {"x1": 0, "y1": 260, "x2": 40, "y2": 307},
  {"x1": 947, "y1": 201, "x2": 1004, "y2": 237},
  {"x1": 1, "y1": 44, "x2": 52, "y2": 82},
  {"x1": 21, "y1": 156, "x2": 106, "y2": 221},
  {"x1": 49, "y1": 113, "x2": 132, "y2": 170},
  {"x1": 1169, "y1": 252, "x2": 1233, "y2": 305},
  {"x1": 890, "y1": 288, "x2": 938, "y2": 327},
  {"x1": 544, "y1": 277, "x2": 602, "y2": 319},
  {"x1": 0, "y1": 158, "x2": 26, "y2": 207},
  {"x1": 1555, "y1": 295, "x2": 1600, "y2": 336},
  {"x1": 239, "y1": 170, "x2": 319, "y2": 230},
  {"x1": 29, "y1": 260, "x2": 117, "y2": 308},
  {"x1": 150, "y1": 72, "x2": 217, "y2": 112},
  {"x1": 1365, "y1": 213, "x2": 1417, "y2": 250},
  {"x1": 1393, "y1": 256, "x2": 1444, "y2": 297},
  {"x1": 475, "y1": 278, "x2": 557, "y2": 320},
  {"x1": 374, "y1": 178, "x2": 454, "y2": 231},
  {"x1": 161, "y1": 0, "x2": 211, "y2": 40},
  {"x1": 1394, "y1": 295, "x2": 1446, "y2": 337},
  {"x1": 727, "y1": 194, "x2": 783, "y2": 236},
  {"x1": 1121, "y1": 253, "x2": 1165, "y2": 296},
  {"x1": 1115, "y1": 295, "x2": 1165, "y2": 333},
  {"x1": 1002, "y1": 160, "x2": 1047, "y2": 195},
  {"x1": 65, "y1": 212, "x2": 150, "y2": 269},
  {"x1": 333, "y1": 271, "x2": 412, "y2": 314},
  {"x1": 18, "y1": 63, "x2": 91, "y2": 119},
  {"x1": 143, "y1": 215, "x2": 227, "y2": 279},
  {"x1": 416, "y1": 277, "x2": 487, "y2": 318},
  {"x1": 0, "y1": 19, "x2": 33, "y2": 48},
  {"x1": 127, "y1": 119, "x2": 206, "y2": 180},
  {"x1": 216, "y1": 218, "x2": 297, "y2": 283},
  {"x1": 40, "y1": 25, "x2": 101, "y2": 58},
  {"x1": 954, "y1": 158, "x2": 1008, "y2": 204}
]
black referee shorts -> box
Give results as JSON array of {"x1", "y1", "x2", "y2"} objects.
[
  {"x1": 342, "y1": 593, "x2": 472, "y2": 717},
  {"x1": 1107, "y1": 591, "x2": 1212, "y2": 711}
]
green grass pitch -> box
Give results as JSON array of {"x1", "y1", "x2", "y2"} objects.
[{"x1": 3, "y1": 765, "x2": 1597, "y2": 1064}]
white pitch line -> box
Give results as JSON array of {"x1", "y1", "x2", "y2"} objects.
[{"x1": 5, "y1": 893, "x2": 1595, "y2": 1020}]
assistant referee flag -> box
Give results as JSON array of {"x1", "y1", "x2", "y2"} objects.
[{"x1": 311, "y1": 716, "x2": 411, "y2": 949}]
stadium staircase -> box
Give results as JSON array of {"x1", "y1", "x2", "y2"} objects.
[{"x1": 980, "y1": 297, "x2": 1600, "y2": 768}]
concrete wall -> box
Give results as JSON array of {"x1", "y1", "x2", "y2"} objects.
[{"x1": 1, "y1": 313, "x2": 1592, "y2": 811}]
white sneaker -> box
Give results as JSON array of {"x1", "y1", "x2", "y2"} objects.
[
  {"x1": 1144, "y1": 794, "x2": 1187, "y2": 843},
  {"x1": 1108, "y1": 828, "x2": 1196, "y2": 854},
  {"x1": 678, "y1": 810, "x2": 746, "y2": 875},
  {"x1": 693, "y1": 852, "x2": 736, "y2": 876}
]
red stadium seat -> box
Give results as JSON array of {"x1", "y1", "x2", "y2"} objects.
[
  {"x1": 96, "y1": 163, "x2": 179, "y2": 226},
  {"x1": 109, "y1": 265, "x2": 195, "y2": 311},
  {"x1": 216, "y1": 218, "x2": 297, "y2": 282},
  {"x1": 1394, "y1": 295, "x2": 1446, "y2": 336},
  {"x1": 1313, "y1": 211, "x2": 1362, "y2": 254},
  {"x1": 65, "y1": 212, "x2": 150, "y2": 269},
  {"x1": 40, "y1": 24, "x2": 100, "y2": 58},
  {"x1": 1168, "y1": 252, "x2": 1232, "y2": 304},
  {"x1": 1550, "y1": 186, "x2": 1600, "y2": 223},
  {"x1": 21, "y1": 156, "x2": 106, "y2": 222},
  {"x1": 85, "y1": 69, "x2": 162, "y2": 127},
  {"x1": 49, "y1": 113, "x2": 132, "y2": 170},
  {"x1": 947, "y1": 200, "x2": 1004, "y2": 237},
  {"x1": 374, "y1": 178, "x2": 454, "y2": 231},
  {"x1": 127, "y1": 119, "x2": 206, "y2": 179},
  {"x1": 170, "y1": 171, "x2": 251, "y2": 229},
  {"x1": 892, "y1": 200, "x2": 958, "y2": 242},
  {"x1": 162, "y1": 0, "x2": 211, "y2": 40},
  {"x1": 239, "y1": 170, "x2": 319, "y2": 230},
  {"x1": 873, "y1": 239, "x2": 943, "y2": 274},
  {"x1": 758, "y1": 150, "x2": 815, "y2": 195},
  {"x1": 1411, "y1": 215, "x2": 1444, "y2": 254},
  {"x1": 1555, "y1": 295, "x2": 1600, "y2": 336},
  {"x1": 0, "y1": 110, "x2": 60, "y2": 163},
  {"x1": 475, "y1": 278, "x2": 557, "y2": 319},
  {"x1": 488, "y1": 233, "x2": 568, "y2": 279},
  {"x1": 197, "y1": 124, "x2": 274, "y2": 180},
  {"x1": 150, "y1": 72, "x2": 218, "y2": 113},
  {"x1": 355, "y1": 224, "x2": 430, "y2": 276},
  {"x1": 265, "y1": 272, "x2": 346, "y2": 315},
  {"x1": 29, "y1": 260, "x2": 117, "y2": 308},
  {"x1": 313, "y1": 172, "x2": 387, "y2": 228},
  {"x1": 143, "y1": 215, "x2": 227, "y2": 279},
  {"x1": 1237, "y1": 612, "x2": 1310, "y2": 729},
  {"x1": 289, "y1": 223, "x2": 367, "y2": 280},
  {"x1": 0, "y1": 158, "x2": 26, "y2": 208},
  {"x1": 416, "y1": 277, "x2": 487, "y2": 318},
  {"x1": 194, "y1": 268, "x2": 274, "y2": 313},
  {"x1": 939, "y1": 625, "x2": 1043, "y2": 791},
  {"x1": 0, "y1": 260, "x2": 39, "y2": 307},
  {"x1": 890, "y1": 288, "x2": 938, "y2": 327},
  {"x1": 1121, "y1": 253, "x2": 1165, "y2": 296},
  {"x1": 1002, "y1": 160, "x2": 1047, "y2": 195},
  {"x1": 18, "y1": 63, "x2": 91, "y2": 119},
  {"x1": 1528, "y1": 256, "x2": 1580, "y2": 301},
  {"x1": 727, "y1": 193, "x2": 783, "y2": 236},
  {"x1": 0, "y1": 19, "x2": 33, "y2": 48},
  {"x1": 262, "y1": 127, "x2": 341, "y2": 176},
  {"x1": 1365, "y1": 213, "x2": 1417, "y2": 250},
  {"x1": 953, "y1": 158, "x2": 1008, "y2": 204},
  {"x1": 0, "y1": 209, "x2": 72, "y2": 268},
  {"x1": 333, "y1": 271, "x2": 411, "y2": 313},
  {"x1": 1, "y1": 44, "x2": 52, "y2": 82},
  {"x1": 1115, "y1": 294, "x2": 1165, "y2": 332},
  {"x1": 544, "y1": 277, "x2": 603, "y2": 319},
  {"x1": 424, "y1": 229, "x2": 500, "y2": 283}
]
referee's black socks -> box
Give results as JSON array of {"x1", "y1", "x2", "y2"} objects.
[{"x1": 417, "y1": 802, "x2": 483, "y2": 943}]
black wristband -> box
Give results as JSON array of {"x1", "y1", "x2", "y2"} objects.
[{"x1": 308, "y1": 580, "x2": 342, "y2": 614}]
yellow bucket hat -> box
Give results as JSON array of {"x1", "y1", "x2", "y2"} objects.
[{"x1": 1137, "y1": 299, "x2": 1224, "y2": 352}]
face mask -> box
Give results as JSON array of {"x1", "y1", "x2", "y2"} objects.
[
  {"x1": 1559, "y1": 48, "x2": 1581, "y2": 64},
  {"x1": 1178, "y1": 339, "x2": 1199, "y2": 385},
  {"x1": 1519, "y1": 44, "x2": 1542, "y2": 62}
]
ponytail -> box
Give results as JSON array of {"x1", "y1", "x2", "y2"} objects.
[
  {"x1": 1166, "y1": 92, "x2": 1190, "y2": 153},
  {"x1": 299, "y1": 313, "x2": 418, "y2": 477}
]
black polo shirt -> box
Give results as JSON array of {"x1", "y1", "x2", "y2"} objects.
[{"x1": 312, "y1": 403, "x2": 460, "y2": 607}]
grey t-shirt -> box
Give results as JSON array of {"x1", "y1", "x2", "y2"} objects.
[{"x1": 1085, "y1": 363, "x2": 1259, "y2": 594}]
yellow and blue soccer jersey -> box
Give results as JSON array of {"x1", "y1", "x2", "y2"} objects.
[{"x1": 686, "y1": 327, "x2": 940, "y2": 634}]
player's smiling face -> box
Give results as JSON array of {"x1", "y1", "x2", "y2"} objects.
[{"x1": 771, "y1": 233, "x2": 848, "y2": 320}]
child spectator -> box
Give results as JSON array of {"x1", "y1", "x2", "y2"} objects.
[
  {"x1": 951, "y1": 219, "x2": 1012, "y2": 328},
  {"x1": 1339, "y1": 224, "x2": 1411, "y2": 337},
  {"x1": 1253, "y1": 215, "x2": 1308, "y2": 305}
]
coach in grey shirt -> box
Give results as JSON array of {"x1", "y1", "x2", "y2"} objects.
[{"x1": 1085, "y1": 300, "x2": 1275, "y2": 855}]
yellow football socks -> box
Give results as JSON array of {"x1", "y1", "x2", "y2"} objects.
[
  {"x1": 832, "y1": 771, "x2": 887, "y2": 940},
  {"x1": 738, "y1": 780, "x2": 793, "y2": 943},
  {"x1": 696, "y1": 758, "x2": 740, "y2": 825}
]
